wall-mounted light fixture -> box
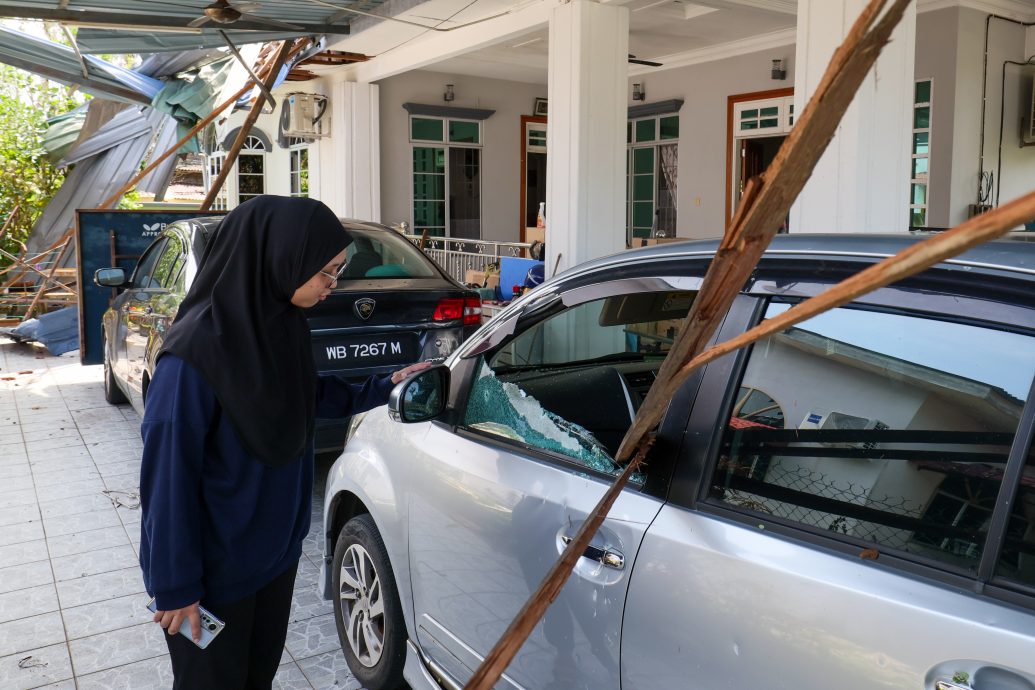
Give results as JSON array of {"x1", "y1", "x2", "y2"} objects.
[
  {"x1": 444, "y1": 84, "x2": 455, "y2": 102},
  {"x1": 632, "y1": 83, "x2": 645, "y2": 101},
  {"x1": 771, "y1": 59, "x2": 786, "y2": 81}
]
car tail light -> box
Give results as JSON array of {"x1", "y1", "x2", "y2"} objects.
[
  {"x1": 463, "y1": 296, "x2": 482, "y2": 326},
  {"x1": 433, "y1": 297, "x2": 482, "y2": 326}
]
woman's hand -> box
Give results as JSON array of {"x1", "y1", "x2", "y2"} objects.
[
  {"x1": 154, "y1": 601, "x2": 202, "y2": 643},
  {"x1": 390, "y1": 361, "x2": 434, "y2": 385}
]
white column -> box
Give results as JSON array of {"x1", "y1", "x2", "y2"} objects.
[
  {"x1": 545, "y1": 0, "x2": 629, "y2": 276},
  {"x1": 790, "y1": 0, "x2": 916, "y2": 233},
  {"x1": 320, "y1": 80, "x2": 381, "y2": 221}
]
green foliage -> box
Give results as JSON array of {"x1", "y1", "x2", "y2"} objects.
[{"x1": 0, "y1": 64, "x2": 82, "y2": 270}]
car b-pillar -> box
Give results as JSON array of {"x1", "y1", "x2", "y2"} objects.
[{"x1": 545, "y1": 0, "x2": 629, "y2": 276}]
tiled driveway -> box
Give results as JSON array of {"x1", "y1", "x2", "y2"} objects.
[{"x1": 0, "y1": 337, "x2": 363, "y2": 689}]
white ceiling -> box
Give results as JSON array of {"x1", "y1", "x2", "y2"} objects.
[
  {"x1": 322, "y1": 0, "x2": 1034, "y2": 85},
  {"x1": 321, "y1": 0, "x2": 795, "y2": 84}
]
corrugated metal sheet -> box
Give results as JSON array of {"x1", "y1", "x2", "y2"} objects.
[
  {"x1": 0, "y1": 25, "x2": 162, "y2": 104},
  {"x1": 137, "y1": 49, "x2": 226, "y2": 77},
  {"x1": 28, "y1": 107, "x2": 180, "y2": 253},
  {"x1": 60, "y1": 107, "x2": 152, "y2": 165},
  {"x1": 0, "y1": 0, "x2": 385, "y2": 53},
  {"x1": 77, "y1": 29, "x2": 309, "y2": 55}
]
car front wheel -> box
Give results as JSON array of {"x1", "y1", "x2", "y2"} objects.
[
  {"x1": 102, "y1": 336, "x2": 127, "y2": 405},
  {"x1": 332, "y1": 514, "x2": 407, "y2": 690}
]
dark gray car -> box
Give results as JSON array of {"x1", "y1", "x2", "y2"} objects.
[
  {"x1": 95, "y1": 216, "x2": 481, "y2": 448},
  {"x1": 322, "y1": 233, "x2": 1035, "y2": 690}
]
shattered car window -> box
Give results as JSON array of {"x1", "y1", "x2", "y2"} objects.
[
  {"x1": 464, "y1": 363, "x2": 626, "y2": 475},
  {"x1": 460, "y1": 289, "x2": 696, "y2": 478}
]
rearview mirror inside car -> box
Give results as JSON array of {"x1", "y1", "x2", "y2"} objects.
[
  {"x1": 388, "y1": 365, "x2": 449, "y2": 423},
  {"x1": 94, "y1": 267, "x2": 127, "y2": 288}
]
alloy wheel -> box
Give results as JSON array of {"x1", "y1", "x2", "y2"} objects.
[{"x1": 338, "y1": 543, "x2": 385, "y2": 667}]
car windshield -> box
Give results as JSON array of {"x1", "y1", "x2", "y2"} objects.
[{"x1": 336, "y1": 226, "x2": 440, "y2": 281}]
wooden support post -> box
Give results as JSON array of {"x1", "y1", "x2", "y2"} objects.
[
  {"x1": 200, "y1": 40, "x2": 294, "y2": 211},
  {"x1": 23, "y1": 238, "x2": 72, "y2": 319}
]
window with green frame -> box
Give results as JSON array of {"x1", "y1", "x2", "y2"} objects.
[
  {"x1": 627, "y1": 114, "x2": 679, "y2": 240},
  {"x1": 910, "y1": 80, "x2": 931, "y2": 228},
  {"x1": 410, "y1": 116, "x2": 482, "y2": 238}
]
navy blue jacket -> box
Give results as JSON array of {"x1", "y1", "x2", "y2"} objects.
[{"x1": 139, "y1": 354, "x2": 394, "y2": 610}]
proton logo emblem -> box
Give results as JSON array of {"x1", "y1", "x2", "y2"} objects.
[{"x1": 354, "y1": 298, "x2": 376, "y2": 320}]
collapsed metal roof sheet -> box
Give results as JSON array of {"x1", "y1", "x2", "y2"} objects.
[
  {"x1": 0, "y1": 25, "x2": 162, "y2": 104},
  {"x1": 59, "y1": 106, "x2": 153, "y2": 166},
  {"x1": 75, "y1": 28, "x2": 311, "y2": 55},
  {"x1": 137, "y1": 48, "x2": 226, "y2": 77},
  {"x1": 28, "y1": 107, "x2": 180, "y2": 253},
  {"x1": 0, "y1": 0, "x2": 374, "y2": 53}
]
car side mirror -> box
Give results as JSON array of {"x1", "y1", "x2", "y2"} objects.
[
  {"x1": 94, "y1": 267, "x2": 127, "y2": 288},
  {"x1": 388, "y1": 365, "x2": 450, "y2": 423}
]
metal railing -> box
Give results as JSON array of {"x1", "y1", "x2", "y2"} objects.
[{"x1": 404, "y1": 234, "x2": 530, "y2": 285}]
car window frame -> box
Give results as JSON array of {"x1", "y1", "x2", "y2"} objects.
[
  {"x1": 152, "y1": 234, "x2": 185, "y2": 290},
  {"x1": 673, "y1": 273, "x2": 1035, "y2": 608},
  {"x1": 444, "y1": 270, "x2": 719, "y2": 500},
  {"x1": 129, "y1": 238, "x2": 168, "y2": 290}
]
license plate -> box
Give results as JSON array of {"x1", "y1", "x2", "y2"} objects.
[{"x1": 313, "y1": 333, "x2": 418, "y2": 368}]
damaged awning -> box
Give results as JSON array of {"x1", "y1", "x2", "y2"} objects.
[
  {"x1": 75, "y1": 28, "x2": 313, "y2": 55},
  {"x1": 0, "y1": 0, "x2": 366, "y2": 54},
  {"x1": 28, "y1": 106, "x2": 181, "y2": 253},
  {"x1": 0, "y1": 25, "x2": 162, "y2": 104}
]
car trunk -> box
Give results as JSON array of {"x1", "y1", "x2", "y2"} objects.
[{"x1": 306, "y1": 279, "x2": 473, "y2": 378}]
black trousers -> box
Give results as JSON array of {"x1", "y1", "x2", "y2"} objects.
[{"x1": 165, "y1": 562, "x2": 298, "y2": 690}]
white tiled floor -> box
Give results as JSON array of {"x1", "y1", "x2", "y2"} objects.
[{"x1": 0, "y1": 336, "x2": 363, "y2": 690}]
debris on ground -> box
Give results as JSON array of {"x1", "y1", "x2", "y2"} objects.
[
  {"x1": 102, "y1": 489, "x2": 141, "y2": 509},
  {"x1": 18, "y1": 656, "x2": 47, "y2": 669}
]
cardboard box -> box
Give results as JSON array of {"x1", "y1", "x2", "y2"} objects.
[
  {"x1": 464, "y1": 269, "x2": 487, "y2": 286},
  {"x1": 484, "y1": 274, "x2": 500, "y2": 290},
  {"x1": 525, "y1": 227, "x2": 545, "y2": 257},
  {"x1": 525, "y1": 227, "x2": 545, "y2": 245}
]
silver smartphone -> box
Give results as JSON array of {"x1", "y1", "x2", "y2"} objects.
[{"x1": 146, "y1": 597, "x2": 225, "y2": 650}]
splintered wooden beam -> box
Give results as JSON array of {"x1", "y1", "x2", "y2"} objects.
[
  {"x1": 615, "y1": 0, "x2": 913, "y2": 463},
  {"x1": 200, "y1": 40, "x2": 295, "y2": 211},
  {"x1": 463, "y1": 1, "x2": 914, "y2": 688}
]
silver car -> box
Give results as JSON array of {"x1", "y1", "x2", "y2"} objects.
[{"x1": 321, "y1": 234, "x2": 1035, "y2": 690}]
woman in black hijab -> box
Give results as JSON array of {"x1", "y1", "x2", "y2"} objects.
[{"x1": 138, "y1": 196, "x2": 427, "y2": 689}]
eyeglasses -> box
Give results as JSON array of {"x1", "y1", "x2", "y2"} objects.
[{"x1": 318, "y1": 262, "x2": 348, "y2": 286}]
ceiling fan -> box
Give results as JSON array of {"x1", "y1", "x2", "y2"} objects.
[
  {"x1": 187, "y1": 0, "x2": 305, "y2": 30},
  {"x1": 628, "y1": 54, "x2": 663, "y2": 67}
]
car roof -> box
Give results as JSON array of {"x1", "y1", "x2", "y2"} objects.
[{"x1": 573, "y1": 232, "x2": 1035, "y2": 278}]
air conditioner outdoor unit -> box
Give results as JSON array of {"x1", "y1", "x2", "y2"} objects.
[
  {"x1": 281, "y1": 93, "x2": 328, "y2": 138},
  {"x1": 799, "y1": 411, "x2": 889, "y2": 451}
]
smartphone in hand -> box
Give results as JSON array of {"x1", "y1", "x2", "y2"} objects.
[{"x1": 146, "y1": 597, "x2": 225, "y2": 649}]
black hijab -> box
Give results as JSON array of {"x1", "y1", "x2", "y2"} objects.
[{"x1": 159, "y1": 195, "x2": 351, "y2": 466}]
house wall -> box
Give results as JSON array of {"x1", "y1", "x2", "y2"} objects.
[
  {"x1": 212, "y1": 80, "x2": 326, "y2": 206},
  {"x1": 376, "y1": 70, "x2": 545, "y2": 243},
  {"x1": 622, "y1": 48, "x2": 796, "y2": 240}
]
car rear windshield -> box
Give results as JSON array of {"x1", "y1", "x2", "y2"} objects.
[{"x1": 337, "y1": 226, "x2": 440, "y2": 281}]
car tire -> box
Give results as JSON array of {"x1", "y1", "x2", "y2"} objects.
[
  {"x1": 332, "y1": 514, "x2": 407, "y2": 690},
  {"x1": 102, "y1": 337, "x2": 127, "y2": 405}
]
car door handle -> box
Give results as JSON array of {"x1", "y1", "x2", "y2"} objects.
[{"x1": 561, "y1": 536, "x2": 625, "y2": 570}]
